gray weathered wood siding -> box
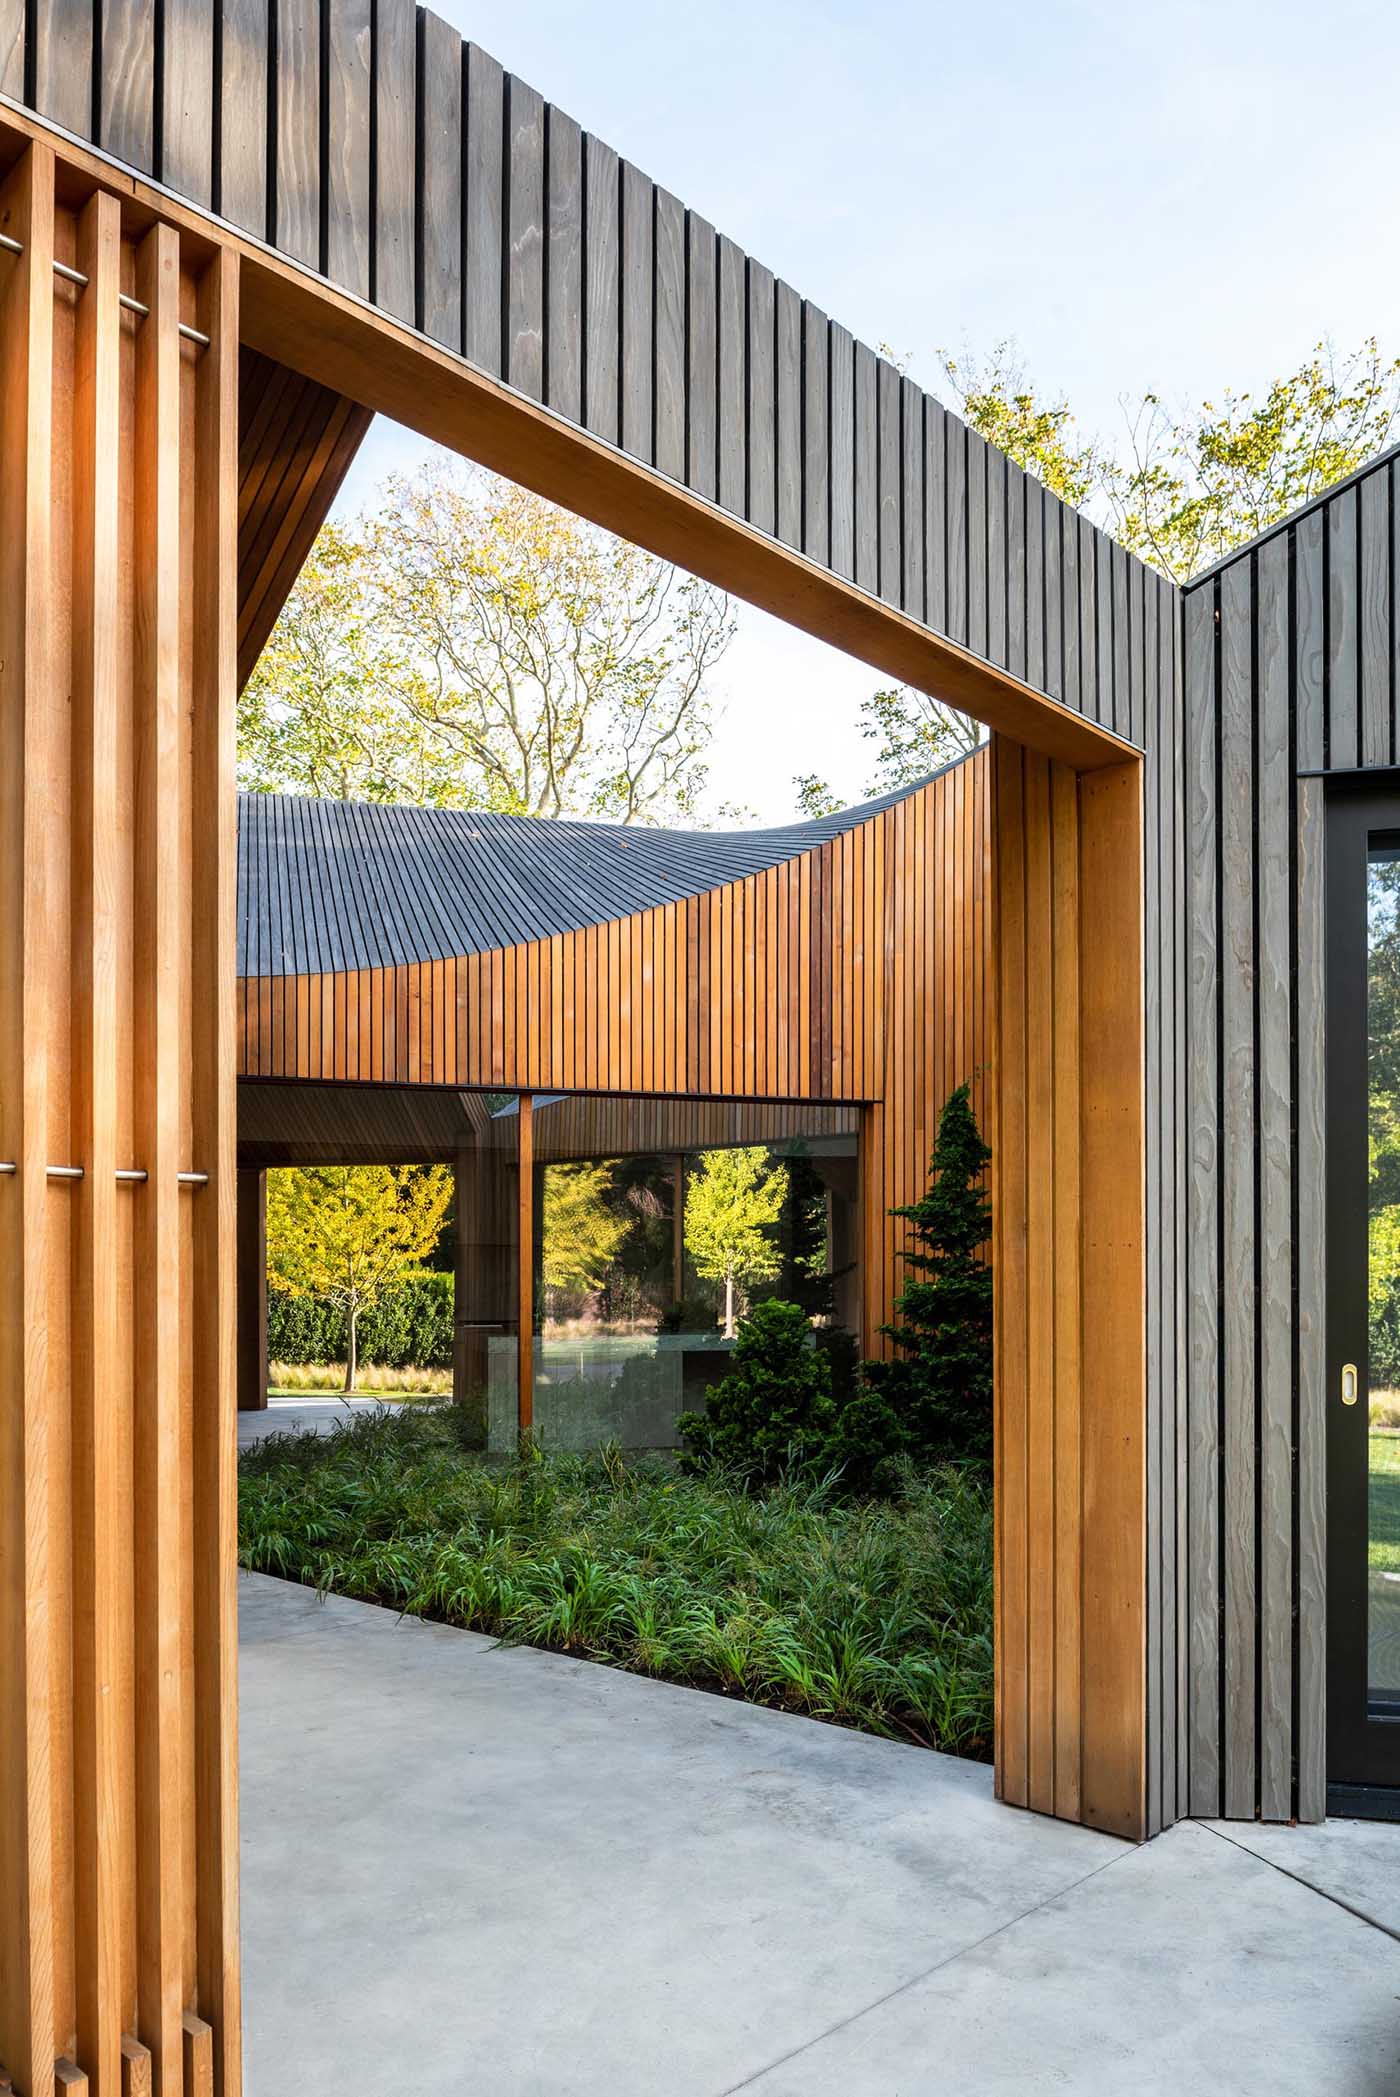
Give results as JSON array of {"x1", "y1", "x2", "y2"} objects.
[
  {"x1": 1173, "y1": 444, "x2": 1400, "y2": 1822},
  {"x1": 0, "y1": 0, "x2": 1160, "y2": 749}
]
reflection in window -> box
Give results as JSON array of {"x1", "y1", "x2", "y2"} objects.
[
  {"x1": 498, "y1": 1098, "x2": 859, "y2": 1455},
  {"x1": 1368, "y1": 852, "x2": 1400, "y2": 1708}
]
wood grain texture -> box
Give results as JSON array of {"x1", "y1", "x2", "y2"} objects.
[
  {"x1": 505, "y1": 75, "x2": 544, "y2": 399},
  {"x1": 417, "y1": 9, "x2": 462, "y2": 352},
  {"x1": 273, "y1": 0, "x2": 319, "y2": 267},
  {"x1": 237, "y1": 756, "x2": 992, "y2": 1389},
  {"x1": 1218, "y1": 556, "x2": 1256, "y2": 1822},
  {"x1": 161, "y1": 0, "x2": 214, "y2": 207},
  {"x1": 235, "y1": 346, "x2": 372, "y2": 687},
  {"x1": 1295, "y1": 775, "x2": 1327, "y2": 1822},
  {"x1": 6, "y1": 3, "x2": 1169, "y2": 755},
  {"x1": 545, "y1": 106, "x2": 583, "y2": 425},
  {"x1": 1255, "y1": 532, "x2": 1292, "y2": 1821},
  {"x1": 324, "y1": 0, "x2": 371, "y2": 300},
  {"x1": 217, "y1": 0, "x2": 268, "y2": 238},
  {"x1": 0, "y1": 139, "x2": 58, "y2": 2097},
  {"x1": 0, "y1": 143, "x2": 242, "y2": 2089},
  {"x1": 992, "y1": 737, "x2": 1147, "y2": 1841}
]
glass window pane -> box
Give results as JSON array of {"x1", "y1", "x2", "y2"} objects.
[{"x1": 1367, "y1": 851, "x2": 1400, "y2": 1710}]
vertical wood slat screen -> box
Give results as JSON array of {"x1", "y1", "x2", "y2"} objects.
[
  {"x1": 1, "y1": 0, "x2": 1161, "y2": 748},
  {"x1": 236, "y1": 751, "x2": 992, "y2": 1365},
  {"x1": 0, "y1": 142, "x2": 240, "y2": 2096},
  {"x1": 993, "y1": 737, "x2": 1147, "y2": 1841}
]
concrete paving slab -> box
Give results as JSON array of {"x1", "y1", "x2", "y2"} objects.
[
  {"x1": 734, "y1": 1820, "x2": 1400, "y2": 2097},
  {"x1": 238, "y1": 1573, "x2": 1119, "y2": 2097},
  {"x1": 1204, "y1": 1812, "x2": 1400, "y2": 1940},
  {"x1": 237, "y1": 1396, "x2": 385, "y2": 1451},
  {"x1": 240, "y1": 1573, "x2": 1400, "y2": 2096}
]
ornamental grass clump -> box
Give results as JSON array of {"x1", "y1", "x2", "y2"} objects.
[{"x1": 238, "y1": 1406, "x2": 993, "y2": 1758}]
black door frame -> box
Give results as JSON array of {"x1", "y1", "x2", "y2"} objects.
[{"x1": 1326, "y1": 782, "x2": 1400, "y2": 1796}]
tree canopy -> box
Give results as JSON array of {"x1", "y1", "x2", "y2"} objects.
[
  {"x1": 797, "y1": 335, "x2": 1400, "y2": 812},
  {"x1": 266, "y1": 1164, "x2": 453, "y2": 1392},
  {"x1": 684, "y1": 1146, "x2": 788, "y2": 1339},
  {"x1": 239, "y1": 463, "x2": 736, "y2": 824}
]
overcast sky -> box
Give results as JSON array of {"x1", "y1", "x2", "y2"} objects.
[{"x1": 335, "y1": 0, "x2": 1399, "y2": 823}]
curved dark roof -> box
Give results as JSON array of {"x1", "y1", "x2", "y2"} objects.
[{"x1": 236, "y1": 755, "x2": 976, "y2": 977}]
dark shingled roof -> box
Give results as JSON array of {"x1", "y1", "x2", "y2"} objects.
[{"x1": 235, "y1": 756, "x2": 972, "y2": 977}]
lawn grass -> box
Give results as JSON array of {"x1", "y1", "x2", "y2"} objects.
[
  {"x1": 238, "y1": 1405, "x2": 993, "y2": 1757},
  {"x1": 1371, "y1": 1432, "x2": 1400, "y2": 1573}
]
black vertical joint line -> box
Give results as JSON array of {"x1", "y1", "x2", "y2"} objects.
[
  {"x1": 797, "y1": 292, "x2": 806, "y2": 556},
  {"x1": 711, "y1": 226, "x2": 721, "y2": 504},
  {"x1": 499, "y1": 70, "x2": 512, "y2": 385},
  {"x1": 681, "y1": 205, "x2": 690, "y2": 488},
  {"x1": 1213, "y1": 571, "x2": 1227, "y2": 1821},
  {"x1": 22, "y1": 0, "x2": 35, "y2": 113},
  {"x1": 1287, "y1": 520, "x2": 1302, "y2": 1817},
  {"x1": 152, "y1": 0, "x2": 166, "y2": 183},
  {"x1": 648, "y1": 181, "x2": 657, "y2": 466},
  {"x1": 577, "y1": 130, "x2": 589, "y2": 430},
  {"x1": 1389, "y1": 464, "x2": 1396, "y2": 771},
  {"x1": 411, "y1": 6, "x2": 424, "y2": 334},
  {"x1": 211, "y1": 0, "x2": 225, "y2": 218},
  {"x1": 614, "y1": 154, "x2": 624, "y2": 446},
  {"x1": 456, "y1": 39, "x2": 468, "y2": 359},
  {"x1": 367, "y1": 0, "x2": 377, "y2": 303},
  {"x1": 1250, "y1": 547, "x2": 1263, "y2": 1822},
  {"x1": 316, "y1": 0, "x2": 330, "y2": 276},
  {"x1": 541, "y1": 103, "x2": 552, "y2": 413},
  {"x1": 1322, "y1": 490, "x2": 1331, "y2": 771},
  {"x1": 267, "y1": 0, "x2": 281, "y2": 249},
  {"x1": 918, "y1": 390, "x2": 927, "y2": 629},
  {"x1": 91, "y1": 0, "x2": 103, "y2": 143},
  {"x1": 742, "y1": 256, "x2": 752, "y2": 522}
]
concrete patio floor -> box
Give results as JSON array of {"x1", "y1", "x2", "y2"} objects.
[{"x1": 239, "y1": 1572, "x2": 1400, "y2": 2096}]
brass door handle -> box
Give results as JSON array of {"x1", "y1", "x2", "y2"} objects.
[{"x1": 1342, "y1": 1363, "x2": 1359, "y2": 1406}]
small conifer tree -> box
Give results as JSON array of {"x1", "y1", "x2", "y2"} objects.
[{"x1": 861, "y1": 1083, "x2": 993, "y2": 1465}]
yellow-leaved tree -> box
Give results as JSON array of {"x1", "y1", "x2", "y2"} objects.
[
  {"x1": 238, "y1": 461, "x2": 735, "y2": 824},
  {"x1": 684, "y1": 1147, "x2": 789, "y2": 1340},
  {"x1": 540, "y1": 1161, "x2": 630, "y2": 1302},
  {"x1": 798, "y1": 337, "x2": 1400, "y2": 814},
  {"x1": 266, "y1": 1164, "x2": 453, "y2": 1393}
]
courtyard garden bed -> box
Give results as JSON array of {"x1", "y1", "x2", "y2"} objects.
[{"x1": 237, "y1": 1405, "x2": 993, "y2": 1757}]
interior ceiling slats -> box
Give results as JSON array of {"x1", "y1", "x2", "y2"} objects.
[
  {"x1": 236, "y1": 346, "x2": 372, "y2": 689},
  {"x1": 235, "y1": 764, "x2": 966, "y2": 977}
]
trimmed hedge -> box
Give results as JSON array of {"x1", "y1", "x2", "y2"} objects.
[{"x1": 267, "y1": 1271, "x2": 455, "y2": 1369}]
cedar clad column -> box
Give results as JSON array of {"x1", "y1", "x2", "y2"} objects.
[
  {"x1": 993, "y1": 736, "x2": 1147, "y2": 1841},
  {"x1": 237, "y1": 1168, "x2": 269, "y2": 1411},
  {"x1": 0, "y1": 142, "x2": 243, "y2": 2093}
]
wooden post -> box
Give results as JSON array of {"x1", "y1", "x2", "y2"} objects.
[
  {"x1": 518, "y1": 1094, "x2": 534, "y2": 1439},
  {"x1": 992, "y1": 736, "x2": 1147, "y2": 1841},
  {"x1": 670, "y1": 1152, "x2": 685, "y2": 1304},
  {"x1": 237, "y1": 1168, "x2": 268, "y2": 1411}
]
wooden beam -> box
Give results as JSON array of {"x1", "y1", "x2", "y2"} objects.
[{"x1": 0, "y1": 96, "x2": 1124, "y2": 776}]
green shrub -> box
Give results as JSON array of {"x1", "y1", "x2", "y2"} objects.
[
  {"x1": 267, "y1": 1270, "x2": 455, "y2": 1370},
  {"x1": 238, "y1": 1407, "x2": 994, "y2": 1757},
  {"x1": 859, "y1": 1082, "x2": 993, "y2": 1469},
  {"x1": 677, "y1": 1297, "x2": 833, "y2": 1484}
]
